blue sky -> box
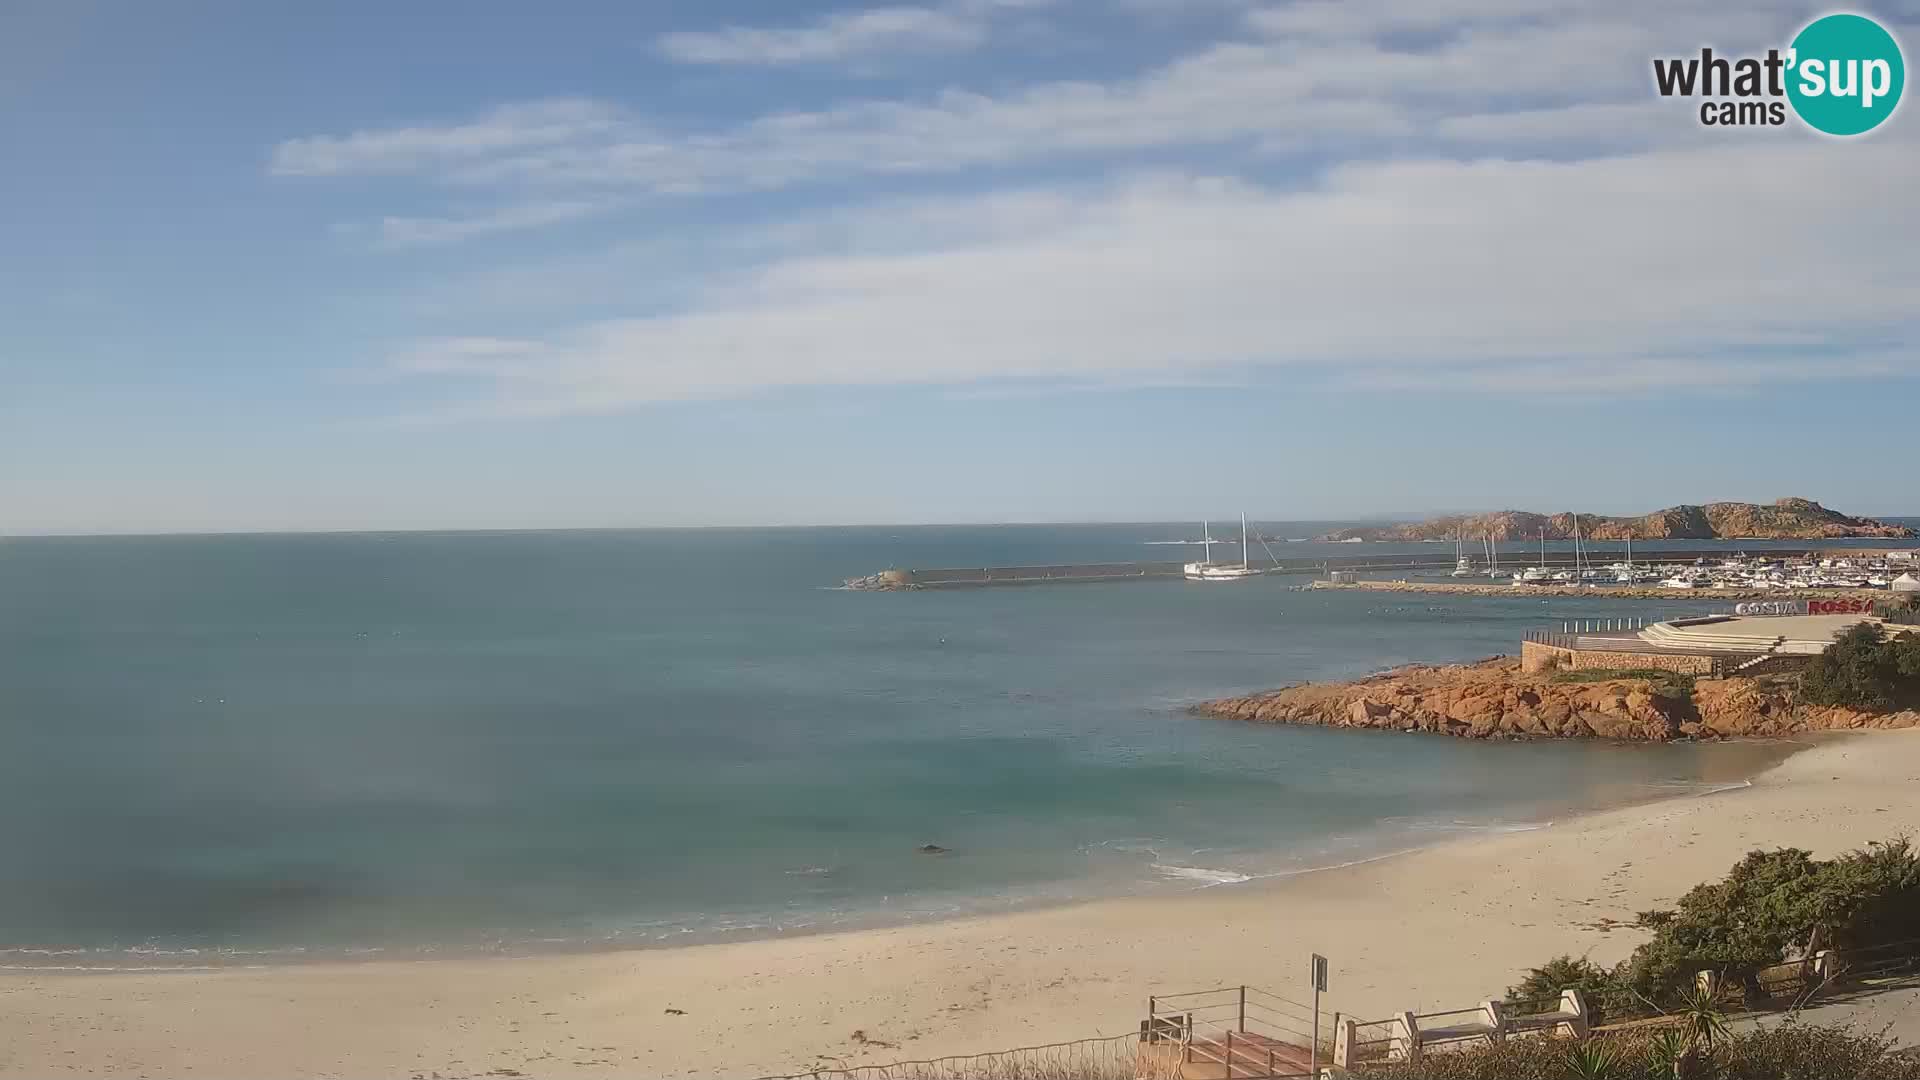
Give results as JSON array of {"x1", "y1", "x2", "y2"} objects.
[{"x1": 3, "y1": 0, "x2": 1917, "y2": 533}]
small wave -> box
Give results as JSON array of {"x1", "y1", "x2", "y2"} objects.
[
  {"x1": 1402, "y1": 819, "x2": 1554, "y2": 835},
  {"x1": 1691, "y1": 780, "x2": 1753, "y2": 797},
  {"x1": 1151, "y1": 863, "x2": 1252, "y2": 886},
  {"x1": 784, "y1": 866, "x2": 836, "y2": 876}
]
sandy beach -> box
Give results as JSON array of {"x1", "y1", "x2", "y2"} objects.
[{"x1": 4, "y1": 729, "x2": 1918, "y2": 1079}]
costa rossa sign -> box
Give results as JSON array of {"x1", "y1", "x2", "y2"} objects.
[
  {"x1": 1809, "y1": 598, "x2": 1876, "y2": 615},
  {"x1": 1736, "y1": 601, "x2": 1804, "y2": 616},
  {"x1": 1734, "y1": 598, "x2": 1877, "y2": 616}
]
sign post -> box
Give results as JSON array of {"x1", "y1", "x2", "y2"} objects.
[{"x1": 1310, "y1": 953, "x2": 1329, "y2": 1075}]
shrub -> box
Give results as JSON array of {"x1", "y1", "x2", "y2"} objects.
[
  {"x1": 1621, "y1": 839, "x2": 1920, "y2": 1003},
  {"x1": 1351, "y1": 1022, "x2": 1920, "y2": 1080},
  {"x1": 1800, "y1": 623, "x2": 1920, "y2": 711},
  {"x1": 1505, "y1": 839, "x2": 1920, "y2": 1021},
  {"x1": 1508, "y1": 956, "x2": 1643, "y2": 1026}
]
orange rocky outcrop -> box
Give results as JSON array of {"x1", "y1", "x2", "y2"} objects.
[
  {"x1": 1194, "y1": 658, "x2": 1920, "y2": 741},
  {"x1": 1318, "y1": 498, "x2": 1913, "y2": 542}
]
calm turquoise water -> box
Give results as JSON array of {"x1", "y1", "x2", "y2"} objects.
[{"x1": 1, "y1": 524, "x2": 1911, "y2": 967}]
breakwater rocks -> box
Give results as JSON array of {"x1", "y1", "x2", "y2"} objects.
[
  {"x1": 844, "y1": 569, "x2": 918, "y2": 590},
  {"x1": 1193, "y1": 658, "x2": 1920, "y2": 742}
]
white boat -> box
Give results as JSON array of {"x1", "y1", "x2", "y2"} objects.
[
  {"x1": 1661, "y1": 574, "x2": 1698, "y2": 589},
  {"x1": 1515, "y1": 527, "x2": 1553, "y2": 583},
  {"x1": 1185, "y1": 514, "x2": 1261, "y2": 582},
  {"x1": 1450, "y1": 530, "x2": 1474, "y2": 576}
]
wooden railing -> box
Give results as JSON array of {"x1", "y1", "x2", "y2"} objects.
[{"x1": 1143, "y1": 985, "x2": 1326, "y2": 1078}]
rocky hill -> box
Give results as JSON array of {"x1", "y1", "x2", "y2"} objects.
[
  {"x1": 1195, "y1": 658, "x2": 1920, "y2": 741},
  {"x1": 1319, "y1": 498, "x2": 1912, "y2": 542}
]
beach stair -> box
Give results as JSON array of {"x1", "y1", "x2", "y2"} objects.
[{"x1": 1140, "y1": 986, "x2": 1324, "y2": 1078}]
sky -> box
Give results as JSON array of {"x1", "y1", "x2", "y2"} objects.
[{"x1": 2, "y1": 0, "x2": 1917, "y2": 534}]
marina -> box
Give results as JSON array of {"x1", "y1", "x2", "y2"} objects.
[{"x1": 845, "y1": 547, "x2": 1920, "y2": 591}]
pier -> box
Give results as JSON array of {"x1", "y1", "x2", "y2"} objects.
[{"x1": 844, "y1": 548, "x2": 1847, "y2": 590}]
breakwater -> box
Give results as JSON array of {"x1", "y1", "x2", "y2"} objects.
[{"x1": 843, "y1": 548, "x2": 1845, "y2": 590}]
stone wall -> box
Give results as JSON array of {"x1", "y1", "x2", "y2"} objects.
[{"x1": 1520, "y1": 640, "x2": 1718, "y2": 676}]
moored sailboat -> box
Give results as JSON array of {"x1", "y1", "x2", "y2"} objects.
[{"x1": 1185, "y1": 514, "x2": 1261, "y2": 582}]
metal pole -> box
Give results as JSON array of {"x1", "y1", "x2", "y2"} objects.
[
  {"x1": 1312, "y1": 980, "x2": 1322, "y2": 1076},
  {"x1": 1239, "y1": 985, "x2": 1246, "y2": 1033}
]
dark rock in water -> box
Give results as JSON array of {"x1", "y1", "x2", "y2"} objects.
[{"x1": 917, "y1": 844, "x2": 950, "y2": 855}]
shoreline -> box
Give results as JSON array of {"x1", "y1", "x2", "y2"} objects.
[{"x1": 10, "y1": 731, "x2": 1916, "y2": 1078}]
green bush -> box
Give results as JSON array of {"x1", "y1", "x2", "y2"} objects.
[
  {"x1": 1507, "y1": 840, "x2": 1920, "y2": 1013},
  {"x1": 1800, "y1": 623, "x2": 1920, "y2": 711},
  {"x1": 1351, "y1": 1022, "x2": 1920, "y2": 1080},
  {"x1": 1622, "y1": 839, "x2": 1920, "y2": 1003},
  {"x1": 1507, "y1": 956, "x2": 1642, "y2": 1027}
]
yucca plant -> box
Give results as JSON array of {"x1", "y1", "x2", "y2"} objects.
[
  {"x1": 1646, "y1": 1029, "x2": 1690, "y2": 1080},
  {"x1": 1674, "y1": 981, "x2": 1730, "y2": 1052},
  {"x1": 1563, "y1": 1040, "x2": 1627, "y2": 1080}
]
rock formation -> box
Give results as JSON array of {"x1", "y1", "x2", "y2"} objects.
[
  {"x1": 1194, "y1": 658, "x2": 1920, "y2": 741},
  {"x1": 1318, "y1": 498, "x2": 1912, "y2": 542}
]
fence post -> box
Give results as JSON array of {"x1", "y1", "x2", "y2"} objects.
[
  {"x1": 1334, "y1": 1018, "x2": 1357, "y2": 1069},
  {"x1": 1396, "y1": 1011, "x2": 1421, "y2": 1062},
  {"x1": 1696, "y1": 970, "x2": 1720, "y2": 999},
  {"x1": 1225, "y1": 1029, "x2": 1232, "y2": 1075},
  {"x1": 1239, "y1": 984, "x2": 1246, "y2": 1033},
  {"x1": 1561, "y1": 988, "x2": 1592, "y2": 1040},
  {"x1": 1812, "y1": 948, "x2": 1838, "y2": 991}
]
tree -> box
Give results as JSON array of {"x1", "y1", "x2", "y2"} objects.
[
  {"x1": 1800, "y1": 623, "x2": 1920, "y2": 711},
  {"x1": 1619, "y1": 840, "x2": 1920, "y2": 1003}
]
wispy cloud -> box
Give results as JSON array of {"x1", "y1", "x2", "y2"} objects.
[
  {"x1": 359, "y1": 201, "x2": 610, "y2": 248},
  {"x1": 656, "y1": 0, "x2": 1054, "y2": 65},
  {"x1": 269, "y1": 99, "x2": 621, "y2": 178},
  {"x1": 273, "y1": 0, "x2": 1870, "y2": 201},
  {"x1": 274, "y1": 0, "x2": 1920, "y2": 415},
  {"x1": 379, "y1": 140, "x2": 1920, "y2": 417}
]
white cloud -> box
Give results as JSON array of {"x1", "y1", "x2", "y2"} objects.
[
  {"x1": 655, "y1": 0, "x2": 1054, "y2": 66},
  {"x1": 269, "y1": 99, "x2": 621, "y2": 177},
  {"x1": 658, "y1": 7, "x2": 982, "y2": 64},
  {"x1": 361, "y1": 201, "x2": 609, "y2": 248},
  {"x1": 276, "y1": 3, "x2": 1913, "y2": 200},
  {"x1": 383, "y1": 141, "x2": 1920, "y2": 417},
  {"x1": 276, "y1": 2, "x2": 1919, "y2": 415}
]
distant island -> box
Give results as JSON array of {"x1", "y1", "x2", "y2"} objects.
[{"x1": 1317, "y1": 497, "x2": 1914, "y2": 542}]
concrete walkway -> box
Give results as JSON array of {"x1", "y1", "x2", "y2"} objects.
[{"x1": 1736, "y1": 985, "x2": 1920, "y2": 1047}]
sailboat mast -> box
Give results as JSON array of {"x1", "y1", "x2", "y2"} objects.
[
  {"x1": 1202, "y1": 521, "x2": 1212, "y2": 566},
  {"x1": 1241, "y1": 512, "x2": 1249, "y2": 569}
]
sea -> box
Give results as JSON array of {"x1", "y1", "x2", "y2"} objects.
[{"x1": 2, "y1": 522, "x2": 1914, "y2": 969}]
